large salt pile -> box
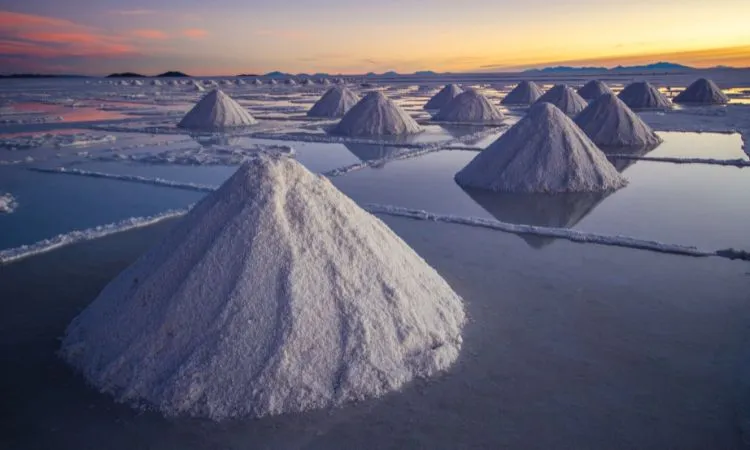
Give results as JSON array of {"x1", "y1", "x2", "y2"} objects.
[
  {"x1": 577, "y1": 80, "x2": 612, "y2": 101},
  {"x1": 501, "y1": 81, "x2": 544, "y2": 105},
  {"x1": 424, "y1": 84, "x2": 463, "y2": 110},
  {"x1": 332, "y1": 91, "x2": 422, "y2": 136},
  {"x1": 307, "y1": 86, "x2": 361, "y2": 118},
  {"x1": 434, "y1": 89, "x2": 504, "y2": 123},
  {"x1": 674, "y1": 78, "x2": 729, "y2": 105},
  {"x1": 574, "y1": 93, "x2": 662, "y2": 148},
  {"x1": 455, "y1": 102, "x2": 626, "y2": 193},
  {"x1": 60, "y1": 155, "x2": 465, "y2": 420},
  {"x1": 617, "y1": 81, "x2": 671, "y2": 110},
  {"x1": 533, "y1": 84, "x2": 588, "y2": 116},
  {"x1": 178, "y1": 89, "x2": 256, "y2": 131}
]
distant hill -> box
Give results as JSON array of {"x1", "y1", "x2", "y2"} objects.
[
  {"x1": 382, "y1": 71, "x2": 399, "y2": 77},
  {"x1": 524, "y1": 61, "x2": 693, "y2": 73},
  {"x1": 414, "y1": 70, "x2": 438, "y2": 76},
  {"x1": 156, "y1": 71, "x2": 189, "y2": 77},
  {"x1": 237, "y1": 73, "x2": 259, "y2": 77},
  {"x1": 265, "y1": 71, "x2": 290, "y2": 78},
  {"x1": 106, "y1": 72, "x2": 145, "y2": 78},
  {"x1": 0, "y1": 74, "x2": 88, "y2": 79},
  {"x1": 611, "y1": 62, "x2": 692, "y2": 72},
  {"x1": 524, "y1": 66, "x2": 607, "y2": 73}
]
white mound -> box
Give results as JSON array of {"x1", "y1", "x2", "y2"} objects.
[
  {"x1": 434, "y1": 89, "x2": 504, "y2": 123},
  {"x1": 455, "y1": 102, "x2": 626, "y2": 193},
  {"x1": 617, "y1": 81, "x2": 671, "y2": 110},
  {"x1": 131, "y1": 80, "x2": 143, "y2": 86},
  {"x1": 0, "y1": 193, "x2": 16, "y2": 213},
  {"x1": 178, "y1": 89, "x2": 257, "y2": 131},
  {"x1": 59, "y1": 155, "x2": 465, "y2": 420},
  {"x1": 168, "y1": 80, "x2": 179, "y2": 86},
  {"x1": 268, "y1": 79, "x2": 278, "y2": 85},
  {"x1": 332, "y1": 91, "x2": 422, "y2": 136},
  {"x1": 534, "y1": 84, "x2": 588, "y2": 116},
  {"x1": 301, "y1": 79, "x2": 313, "y2": 86},
  {"x1": 574, "y1": 93, "x2": 662, "y2": 148},
  {"x1": 501, "y1": 81, "x2": 544, "y2": 105},
  {"x1": 577, "y1": 80, "x2": 612, "y2": 101},
  {"x1": 285, "y1": 79, "x2": 297, "y2": 85},
  {"x1": 151, "y1": 80, "x2": 163, "y2": 86},
  {"x1": 424, "y1": 84, "x2": 463, "y2": 110},
  {"x1": 320, "y1": 78, "x2": 332, "y2": 85},
  {"x1": 190, "y1": 82, "x2": 205, "y2": 92},
  {"x1": 674, "y1": 78, "x2": 729, "y2": 105},
  {"x1": 235, "y1": 79, "x2": 246, "y2": 85},
  {"x1": 252, "y1": 79, "x2": 262, "y2": 85},
  {"x1": 308, "y1": 86, "x2": 361, "y2": 118}
]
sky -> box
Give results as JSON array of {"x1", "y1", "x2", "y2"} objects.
[{"x1": 0, "y1": 0, "x2": 748, "y2": 75}]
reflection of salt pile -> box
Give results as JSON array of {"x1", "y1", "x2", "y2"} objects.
[
  {"x1": 308, "y1": 86, "x2": 360, "y2": 118},
  {"x1": 534, "y1": 84, "x2": 588, "y2": 116},
  {"x1": 424, "y1": 84, "x2": 463, "y2": 110},
  {"x1": 674, "y1": 78, "x2": 729, "y2": 105},
  {"x1": 178, "y1": 89, "x2": 257, "y2": 131},
  {"x1": 574, "y1": 93, "x2": 662, "y2": 148},
  {"x1": 501, "y1": 81, "x2": 544, "y2": 105},
  {"x1": 577, "y1": 80, "x2": 612, "y2": 100},
  {"x1": 333, "y1": 91, "x2": 422, "y2": 136},
  {"x1": 434, "y1": 89, "x2": 504, "y2": 123},
  {"x1": 617, "y1": 81, "x2": 671, "y2": 110},
  {"x1": 0, "y1": 193, "x2": 17, "y2": 214},
  {"x1": 455, "y1": 103, "x2": 626, "y2": 193},
  {"x1": 60, "y1": 155, "x2": 465, "y2": 420},
  {"x1": 344, "y1": 143, "x2": 399, "y2": 167}
]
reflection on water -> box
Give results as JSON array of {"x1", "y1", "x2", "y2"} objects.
[
  {"x1": 598, "y1": 143, "x2": 661, "y2": 173},
  {"x1": 344, "y1": 143, "x2": 400, "y2": 168},
  {"x1": 189, "y1": 133, "x2": 242, "y2": 148}
]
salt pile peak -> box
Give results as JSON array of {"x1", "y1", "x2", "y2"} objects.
[
  {"x1": 434, "y1": 89, "x2": 504, "y2": 123},
  {"x1": 534, "y1": 84, "x2": 588, "y2": 116},
  {"x1": 332, "y1": 91, "x2": 422, "y2": 136},
  {"x1": 59, "y1": 155, "x2": 465, "y2": 420},
  {"x1": 178, "y1": 89, "x2": 257, "y2": 131},
  {"x1": 577, "y1": 80, "x2": 612, "y2": 101},
  {"x1": 674, "y1": 78, "x2": 729, "y2": 105},
  {"x1": 190, "y1": 81, "x2": 205, "y2": 92},
  {"x1": 574, "y1": 93, "x2": 662, "y2": 148},
  {"x1": 617, "y1": 81, "x2": 672, "y2": 110},
  {"x1": 307, "y1": 86, "x2": 361, "y2": 118},
  {"x1": 455, "y1": 102, "x2": 626, "y2": 193},
  {"x1": 501, "y1": 81, "x2": 544, "y2": 105},
  {"x1": 424, "y1": 84, "x2": 464, "y2": 110}
]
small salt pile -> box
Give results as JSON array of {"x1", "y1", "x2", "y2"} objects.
[
  {"x1": 617, "y1": 81, "x2": 671, "y2": 110},
  {"x1": 178, "y1": 89, "x2": 256, "y2": 131},
  {"x1": 577, "y1": 80, "x2": 612, "y2": 101},
  {"x1": 320, "y1": 78, "x2": 332, "y2": 85},
  {"x1": 151, "y1": 79, "x2": 162, "y2": 86},
  {"x1": 674, "y1": 78, "x2": 729, "y2": 105},
  {"x1": 424, "y1": 84, "x2": 463, "y2": 110},
  {"x1": 533, "y1": 84, "x2": 588, "y2": 116},
  {"x1": 301, "y1": 79, "x2": 313, "y2": 86},
  {"x1": 60, "y1": 155, "x2": 465, "y2": 420},
  {"x1": 501, "y1": 81, "x2": 544, "y2": 105},
  {"x1": 131, "y1": 80, "x2": 143, "y2": 86},
  {"x1": 434, "y1": 89, "x2": 504, "y2": 123},
  {"x1": 307, "y1": 86, "x2": 361, "y2": 118},
  {"x1": 235, "y1": 79, "x2": 246, "y2": 85},
  {"x1": 190, "y1": 82, "x2": 205, "y2": 92},
  {"x1": 252, "y1": 79, "x2": 262, "y2": 85},
  {"x1": 285, "y1": 79, "x2": 297, "y2": 85},
  {"x1": 268, "y1": 79, "x2": 278, "y2": 85},
  {"x1": 0, "y1": 193, "x2": 16, "y2": 213},
  {"x1": 574, "y1": 93, "x2": 662, "y2": 148},
  {"x1": 455, "y1": 102, "x2": 626, "y2": 193},
  {"x1": 332, "y1": 91, "x2": 422, "y2": 136}
]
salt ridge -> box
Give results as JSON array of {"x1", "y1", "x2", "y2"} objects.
[{"x1": 28, "y1": 168, "x2": 219, "y2": 192}]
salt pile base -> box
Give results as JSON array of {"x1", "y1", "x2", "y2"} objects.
[
  {"x1": 574, "y1": 93, "x2": 662, "y2": 148},
  {"x1": 434, "y1": 89, "x2": 504, "y2": 123},
  {"x1": 332, "y1": 91, "x2": 422, "y2": 136},
  {"x1": 534, "y1": 85, "x2": 588, "y2": 116},
  {"x1": 455, "y1": 102, "x2": 626, "y2": 193},
  {"x1": 307, "y1": 86, "x2": 361, "y2": 118},
  {"x1": 59, "y1": 155, "x2": 464, "y2": 421},
  {"x1": 617, "y1": 81, "x2": 671, "y2": 110},
  {"x1": 501, "y1": 81, "x2": 544, "y2": 105},
  {"x1": 178, "y1": 89, "x2": 257, "y2": 131},
  {"x1": 424, "y1": 84, "x2": 463, "y2": 110},
  {"x1": 674, "y1": 78, "x2": 729, "y2": 105},
  {"x1": 577, "y1": 80, "x2": 612, "y2": 101}
]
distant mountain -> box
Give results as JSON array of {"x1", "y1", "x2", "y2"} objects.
[
  {"x1": 414, "y1": 70, "x2": 438, "y2": 76},
  {"x1": 524, "y1": 61, "x2": 694, "y2": 73},
  {"x1": 312, "y1": 73, "x2": 330, "y2": 78},
  {"x1": 156, "y1": 71, "x2": 189, "y2": 77},
  {"x1": 106, "y1": 72, "x2": 145, "y2": 78},
  {"x1": 523, "y1": 66, "x2": 606, "y2": 73},
  {"x1": 382, "y1": 71, "x2": 399, "y2": 77},
  {"x1": 611, "y1": 62, "x2": 692, "y2": 71},
  {"x1": 237, "y1": 73, "x2": 259, "y2": 77},
  {"x1": 265, "y1": 71, "x2": 290, "y2": 78}
]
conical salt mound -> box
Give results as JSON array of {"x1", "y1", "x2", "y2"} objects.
[
  {"x1": 617, "y1": 81, "x2": 671, "y2": 110},
  {"x1": 190, "y1": 82, "x2": 205, "y2": 92},
  {"x1": 534, "y1": 84, "x2": 588, "y2": 116},
  {"x1": 424, "y1": 84, "x2": 463, "y2": 110},
  {"x1": 574, "y1": 93, "x2": 663, "y2": 148},
  {"x1": 674, "y1": 78, "x2": 729, "y2": 105},
  {"x1": 60, "y1": 155, "x2": 465, "y2": 420},
  {"x1": 151, "y1": 79, "x2": 162, "y2": 86},
  {"x1": 332, "y1": 91, "x2": 422, "y2": 136},
  {"x1": 307, "y1": 86, "x2": 361, "y2": 118},
  {"x1": 285, "y1": 79, "x2": 297, "y2": 85},
  {"x1": 577, "y1": 80, "x2": 612, "y2": 101},
  {"x1": 252, "y1": 79, "x2": 263, "y2": 85},
  {"x1": 268, "y1": 79, "x2": 278, "y2": 85},
  {"x1": 178, "y1": 89, "x2": 257, "y2": 131},
  {"x1": 455, "y1": 103, "x2": 626, "y2": 193},
  {"x1": 434, "y1": 89, "x2": 504, "y2": 123},
  {"x1": 501, "y1": 81, "x2": 544, "y2": 105}
]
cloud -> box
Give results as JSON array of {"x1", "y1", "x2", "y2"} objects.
[
  {"x1": 182, "y1": 28, "x2": 208, "y2": 39},
  {"x1": 0, "y1": 11, "x2": 82, "y2": 30},
  {"x1": 132, "y1": 29, "x2": 169, "y2": 40}
]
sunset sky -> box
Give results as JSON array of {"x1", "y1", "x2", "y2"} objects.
[{"x1": 0, "y1": 0, "x2": 748, "y2": 75}]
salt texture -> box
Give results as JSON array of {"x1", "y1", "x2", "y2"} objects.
[
  {"x1": 618, "y1": 81, "x2": 672, "y2": 110},
  {"x1": 332, "y1": 91, "x2": 422, "y2": 136},
  {"x1": 574, "y1": 93, "x2": 663, "y2": 148},
  {"x1": 434, "y1": 89, "x2": 504, "y2": 123},
  {"x1": 307, "y1": 86, "x2": 361, "y2": 118},
  {"x1": 0, "y1": 193, "x2": 16, "y2": 213},
  {"x1": 501, "y1": 81, "x2": 544, "y2": 105},
  {"x1": 674, "y1": 78, "x2": 729, "y2": 105},
  {"x1": 59, "y1": 155, "x2": 465, "y2": 420},
  {"x1": 534, "y1": 84, "x2": 588, "y2": 116},
  {"x1": 178, "y1": 89, "x2": 257, "y2": 131},
  {"x1": 455, "y1": 102, "x2": 627, "y2": 193},
  {"x1": 577, "y1": 80, "x2": 613, "y2": 101},
  {"x1": 424, "y1": 84, "x2": 463, "y2": 110}
]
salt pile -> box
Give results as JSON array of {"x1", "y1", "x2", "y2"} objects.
[
  {"x1": 320, "y1": 78, "x2": 332, "y2": 85},
  {"x1": 285, "y1": 79, "x2": 297, "y2": 85},
  {"x1": 0, "y1": 193, "x2": 16, "y2": 213},
  {"x1": 235, "y1": 79, "x2": 246, "y2": 85},
  {"x1": 178, "y1": 89, "x2": 257, "y2": 131},
  {"x1": 252, "y1": 79, "x2": 263, "y2": 85},
  {"x1": 424, "y1": 84, "x2": 463, "y2": 110},
  {"x1": 501, "y1": 81, "x2": 544, "y2": 105},
  {"x1": 577, "y1": 80, "x2": 612, "y2": 101},
  {"x1": 59, "y1": 155, "x2": 465, "y2": 420},
  {"x1": 617, "y1": 81, "x2": 671, "y2": 110},
  {"x1": 674, "y1": 78, "x2": 729, "y2": 105},
  {"x1": 534, "y1": 84, "x2": 588, "y2": 115},
  {"x1": 332, "y1": 91, "x2": 422, "y2": 136},
  {"x1": 434, "y1": 89, "x2": 504, "y2": 123},
  {"x1": 151, "y1": 80, "x2": 162, "y2": 86},
  {"x1": 131, "y1": 80, "x2": 143, "y2": 86},
  {"x1": 190, "y1": 82, "x2": 205, "y2": 92},
  {"x1": 301, "y1": 79, "x2": 313, "y2": 86},
  {"x1": 307, "y1": 86, "x2": 361, "y2": 118},
  {"x1": 268, "y1": 79, "x2": 278, "y2": 85},
  {"x1": 574, "y1": 93, "x2": 662, "y2": 148},
  {"x1": 455, "y1": 102, "x2": 626, "y2": 193}
]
